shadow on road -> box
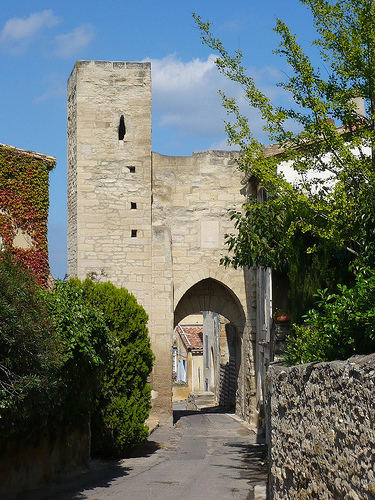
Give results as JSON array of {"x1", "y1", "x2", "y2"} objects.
[
  {"x1": 128, "y1": 438, "x2": 161, "y2": 457},
  {"x1": 27, "y1": 462, "x2": 131, "y2": 500},
  {"x1": 28, "y1": 435, "x2": 164, "y2": 499},
  {"x1": 27, "y1": 406, "x2": 267, "y2": 499},
  {"x1": 173, "y1": 404, "x2": 233, "y2": 425},
  {"x1": 221, "y1": 442, "x2": 268, "y2": 486}
]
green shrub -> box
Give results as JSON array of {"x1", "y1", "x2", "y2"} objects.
[
  {"x1": 78, "y1": 279, "x2": 154, "y2": 457},
  {"x1": 0, "y1": 258, "x2": 153, "y2": 455},
  {"x1": 285, "y1": 270, "x2": 375, "y2": 365},
  {"x1": 284, "y1": 324, "x2": 332, "y2": 365},
  {"x1": 0, "y1": 257, "x2": 113, "y2": 444},
  {"x1": 44, "y1": 279, "x2": 113, "y2": 422},
  {"x1": 0, "y1": 252, "x2": 63, "y2": 442}
]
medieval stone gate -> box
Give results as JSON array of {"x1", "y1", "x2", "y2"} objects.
[{"x1": 67, "y1": 61, "x2": 264, "y2": 424}]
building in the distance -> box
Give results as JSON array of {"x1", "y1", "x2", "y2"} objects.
[{"x1": 173, "y1": 321, "x2": 204, "y2": 401}]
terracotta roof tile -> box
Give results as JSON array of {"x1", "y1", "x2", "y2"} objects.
[{"x1": 176, "y1": 325, "x2": 203, "y2": 352}]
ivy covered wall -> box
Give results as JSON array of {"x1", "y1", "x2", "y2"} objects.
[{"x1": 0, "y1": 144, "x2": 55, "y2": 287}]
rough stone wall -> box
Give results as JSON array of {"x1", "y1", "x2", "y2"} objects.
[
  {"x1": 0, "y1": 423, "x2": 90, "y2": 499},
  {"x1": 267, "y1": 354, "x2": 375, "y2": 500},
  {"x1": 67, "y1": 67, "x2": 78, "y2": 276}
]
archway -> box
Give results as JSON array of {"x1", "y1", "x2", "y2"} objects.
[
  {"x1": 174, "y1": 278, "x2": 246, "y2": 331},
  {"x1": 173, "y1": 278, "x2": 246, "y2": 412}
]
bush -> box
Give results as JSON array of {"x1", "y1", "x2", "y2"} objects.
[
  {"x1": 0, "y1": 258, "x2": 152, "y2": 455},
  {"x1": 44, "y1": 279, "x2": 113, "y2": 422},
  {"x1": 78, "y1": 279, "x2": 154, "y2": 457},
  {"x1": 285, "y1": 270, "x2": 375, "y2": 365},
  {"x1": 0, "y1": 252, "x2": 63, "y2": 442},
  {"x1": 0, "y1": 257, "x2": 113, "y2": 444}
]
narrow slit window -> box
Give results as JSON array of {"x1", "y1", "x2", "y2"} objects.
[
  {"x1": 119, "y1": 115, "x2": 126, "y2": 140},
  {"x1": 131, "y1": 229, "x2": 137, "y2": 238},
  {"x1": 131, "y1": 202, "x2": 137, "y2": 210},
  {"x1": 129, "y1": 166, "x2": 136, "y2": 173}
]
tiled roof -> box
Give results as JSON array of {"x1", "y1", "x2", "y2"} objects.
[
  {"x1": 176, "y1": 324, "x2": 203, "y2": 352},
  {"x1": 0, "y1": 143, "x2": 56, "y2": 170}
]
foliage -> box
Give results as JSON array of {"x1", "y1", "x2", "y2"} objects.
[
  {"x1": 0, "y1": 259, "x2": 152, "y2": 456},
  {"x1": 77, "y1": 279, "x2": 154, "y2": 457},
  {"x1": 43, "y1": 279, "x2": 112, "y2": 422},
  {"x1": 285, "y1": 269, "x2": 375, "y2": 364},
  {"x1": 284, "y1": 324, "x2": 329, "y2": 365},
  {"x1": 0, "y1": 257, "x2": 112, "y2": 445},
  {"x1": 0, "y1": 252, "x2": 63, "y2": 442},
  {"x1": 0, "y1": 145, "x2": 55, "y2": 287},
  {"x1": 194, "y1": 1, "x2": 375, "y2": 335}
]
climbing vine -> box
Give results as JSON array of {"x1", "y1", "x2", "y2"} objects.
[{"x1": 0, "y1": 144, "x2": 55, "y2": 287}]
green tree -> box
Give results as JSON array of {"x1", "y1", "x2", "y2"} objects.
[
  {"x1": 194, "y1": 1, "x2": 375, "y2": 331},
  {"x1": 285, "y1": 268, "x2": 375, "y2": 364},
  {"x1": 0, "y1": 259, "x2": 113, "y2": 445},
  {"x1": 77, "y1": 279, "x2": 154, "y2": 457}
]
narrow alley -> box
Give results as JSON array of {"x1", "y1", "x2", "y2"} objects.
[{"x1": 28, "y1": 407, "x2": 267, "y2": 500}]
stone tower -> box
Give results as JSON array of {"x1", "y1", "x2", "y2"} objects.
[
  {"x1": 68, "y1": 60, "x2": 260, "y2": 426},
  {"x1": 67, "y1": 61, "x2": 152, "y2": 313}
]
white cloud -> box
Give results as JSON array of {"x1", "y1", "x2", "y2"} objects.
[
  {"x1": 0, "y1": 10, "x2": 60, "y2": 53},
  {"x1": 53, "y1": 25, "x2": 95, "y2": 57},
  {"x1": 146, "y1": 54, "x2": 238, "y2": 139},
  {"x1": 145, "y1": 54, "x2": 287, "y2": 149},
  {"x1": 149, "y1": 53, "x2": 216, "y2": 92},
  {"x1": 35, "y1": 74, "x2": 66, "y2": 102}
]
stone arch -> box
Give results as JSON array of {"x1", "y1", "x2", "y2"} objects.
[
  {"x1": 174, "y1": 277, "x2": 246, "y2": 332},
  {"x1": 174, "y1": 277, "x2": 245, "y2": 412},
  {"x1": 174, "y1": 268, "x2": 243, "y2": 307}
]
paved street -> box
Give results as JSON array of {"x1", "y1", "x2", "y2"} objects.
[{"x1": 29, "y1": 408, "x2": 267, "y2": 500}]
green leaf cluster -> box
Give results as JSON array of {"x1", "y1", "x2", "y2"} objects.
[
  {"x1": 0, "y1": 255, "x2": 111, "y2": 444},
  {"x1": 285, "y1": 269, "x2": 375, "y2": 364},
  {"x1": 0, "y1": 258, "x2": 153, "y2": 456},
  {"x1": 194, "y1": 1, "x2": 375, "y2": 356},
  {"x1": 77, "y1": 279, "x2": 154, "y2": 457},
  {"x1": 0, "y1": 252, "x2": 63, "y2": 441},
  {"x1": 43, "y1": 279, "x2": 113, "y2": 421}
]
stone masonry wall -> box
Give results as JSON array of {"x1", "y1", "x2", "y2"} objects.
[
  {"x1": 152, "y1": 150, "x2": 258, "y2": 423},
  {"x1": 67, "y1": 66, "x2": 78, "y2": 276},
  {"x1": 67, "y1": 61, "x2": 152, "y2": 311},
  {"x1": 68, "y1": 61, "x2": 259, "y2": 424},
  {"x1": 0, "y1": 423, "x2": 90, "y2": 499},
  {"x1": 267, "y1": 354, "x2": 375, "y2": 500}
]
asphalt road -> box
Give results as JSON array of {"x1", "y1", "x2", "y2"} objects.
[{"x1": 28, "y1": 408, "x2": 267, "y2": 500}]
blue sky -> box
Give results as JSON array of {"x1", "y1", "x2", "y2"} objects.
[{"x1": 0, "y1": 1, "x2": 316, "y2": 278}]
